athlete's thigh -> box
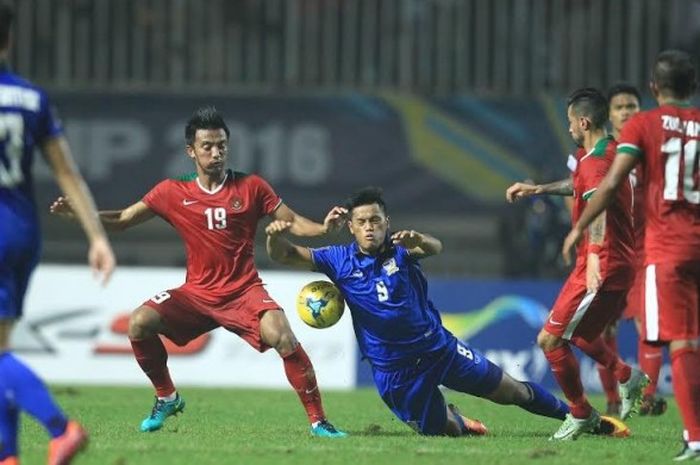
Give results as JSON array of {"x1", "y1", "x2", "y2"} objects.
[
  {"x1": 142, "y1": 287, "x2": 218, "y2": 346},
  {"x1": 642, "y1": 261, "x2": 700, "y2": 342},
  {"x1": 622, "y1": 266, "x2": 644, "y2": 320},
  {"x1": 372, "y1": 363, "x2": 448, "y2": 436},
  {"x1": 441, "y1": 342, "x2": 503, "y2": 398},
  {"x1": 0, "y1": 243, "x2": 37, "y2": 321},
  {"x1": 544, "y1": 276, "x2": 624, "y2": 342},
  {"x1": 213, "y1": 285, "x2": 282, "y2": 352}
]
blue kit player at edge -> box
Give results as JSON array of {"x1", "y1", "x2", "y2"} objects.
[
  {"x1": 266, "y1": 186, "x2": 631, "y2": 438},
  {"x1": 0, "y1": 2, "x2": 116, "y2": 464}
]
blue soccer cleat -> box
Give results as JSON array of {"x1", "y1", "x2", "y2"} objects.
[
  {"x1": 311, "y1": 420, "x2": 347, "y2": 438},
  {"x1": 140, "y1": 394, "x2": 186, "y2": 432}
]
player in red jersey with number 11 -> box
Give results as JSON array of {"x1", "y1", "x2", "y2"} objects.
[{"x1": 51, "y1": 107, "x2": 348, "y2": 438}]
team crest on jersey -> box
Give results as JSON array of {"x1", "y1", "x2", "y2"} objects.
[
  {"x1": 231, "y1": 198, "x2": 243, "y2": 211},
  {"x1": 382, "y1": 258, "x2": 399, "y2": 276}
]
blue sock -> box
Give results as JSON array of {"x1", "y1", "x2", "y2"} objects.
[
  {"x1": 0, "y1": 392, "x2": 19, "y2": 460},
  {"x1": 519, "y1": 381, "x2": 570, "y2": 420},
  {"x1": 0, "y1": 352, "x2": 68, "y2": 438}
]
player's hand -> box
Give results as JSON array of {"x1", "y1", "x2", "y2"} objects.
[
  {"x1": 586, "y1": 252, "x2": 602, "y2": 292},
  {"x1": 391, "y1": 230, "x2": 423, "y2": 249},
  {"x1": 265, "y1": 220, "x2": 292, "y2": 236},
  {"x1": 49, "y1": 196, "x2": 76, "y2": 219},
  {"x1": 322, "y1": 206, "x2": 348, "y2": 234},
  {"x1": 505, "y1": 182, "x2": 540, "y2": 203},
  {"x1": 562, "y1": 227, "x2": 583, "y2": 266},
  {"x1": 88, "y1": 236, "x2": 116, "y2": 286}
]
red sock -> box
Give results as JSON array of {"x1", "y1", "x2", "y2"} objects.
[
  {"x1": 595, "y1": 334, "x2": 620, "y2": 403},
  {"x1": 544, "y1": 345, "x2": 592, "y2": 418},
  {"x1": 639, "y1": 339, "x2": 663, "y2": 396},
  {"x1": 283, "y1": 345, "x2": 325, "y2": 424},
  {"x1": 573, "y1": 336, "x2": 631, "y2": 384},
  {"x1": 130, "y1": 337, "x2": 176, "y2": 398},
  {"x1": 670, "y1": 348, "x2": 700, "y2": 442}
]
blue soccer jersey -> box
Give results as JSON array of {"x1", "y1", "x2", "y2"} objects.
[
  {"x1": 0, "y1": 65, "x2": 63, "y2": 319},
  {"x1": 311, "y1": 241, "x2": 450, "y2": 369}
]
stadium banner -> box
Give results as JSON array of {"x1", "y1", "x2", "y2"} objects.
[
  {"x1": 355, "y1": 279, "x2": 673, "y2": 395},
  {"x1": 14, "y1": 265, "x2": 357, "y2": 389},
  {"x1": 33, "y1": 92, "x2": 571, "y2": 217}
]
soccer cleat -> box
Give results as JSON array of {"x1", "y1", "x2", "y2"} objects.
[
  {"x1": 673, "y1": 441, "x2": 700, "y2": 461},
  {"x1": 592, "y1": 415, "x2": 631, "y2": 438},
  {"x1": 550, "y1": 410, "x2": 601, "y2": 441},
  {"x1": 140, "y1": 394, "x2": 185, "y2": 432},
  {"x1": 311, "y1": 420, "x2": 347, "y2": 438},
  {"x1": 618, "y1": 368, "x2": 650, "y2": 420},
  {"x1": 47, "y1": 420, "x2": 88, "y2": 465},
  {"x1": 0, "y1": 457, "x2": 19, "y2": 465},
  {"x1": 448, "y1": 404, "x2": 488, "y2": 436},
  {"x1": 638, "y1": 395, "x2": 667, "y2": 416},
  {"x1": 605, "y1": 401, "x2": 621, "y2": 416}
]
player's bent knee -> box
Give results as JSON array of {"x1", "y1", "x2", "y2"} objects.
[{"x1": 128, "y1": 307, "x2": 162, "y2": 340}]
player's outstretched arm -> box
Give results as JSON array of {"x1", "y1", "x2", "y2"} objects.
[
  {"x1": 271, "y1": 203, "x2": 347, "y2": 237},
  {"x1": 391, "y1": 230, "x2": 443, "y2": 258},
  {"x1": 41, "y1": 135, "x2": 116, "y2": 284},
  {"x1": 562, "y1": 153, "x2": 638, "y2": 264},
  {"x1": 265, "y1": 220, "x2": 315, "y2": 270},
  {"x1": 50, "y1": 197, "x2": 155, "y2": 232},
  {"x1": 505, "y1": 177, "x2": 573, "y2": 202}
]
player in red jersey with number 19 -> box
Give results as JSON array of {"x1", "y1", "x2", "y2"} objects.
[
  {"x1": 51, "y1": 107, "x2": 348, "y2": 438},
  {"x1": 563, "y1": 50, "x2": 700, "y2": 461}
]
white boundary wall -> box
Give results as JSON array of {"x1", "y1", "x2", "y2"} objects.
[{"x1": 12, "y1": 265, "x2": 357, "y2": 389}]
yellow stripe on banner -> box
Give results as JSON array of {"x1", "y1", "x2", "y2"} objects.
[{"x1": 383, "y1": 93, "x2": 534, "y2": 201}]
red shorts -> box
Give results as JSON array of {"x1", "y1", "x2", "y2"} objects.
[
  {"x1": 142, "y1": 284, "x2": 281, "y2": 351},
  {"x1": 622, "y1": 267, "x2": 644, "y2": 320},
  {"x1": 544, "y1": 276, "x2": 627, "y2": 342},
  {"x1": 641, "y1": 261, "x2": 700, "y2": 342}
]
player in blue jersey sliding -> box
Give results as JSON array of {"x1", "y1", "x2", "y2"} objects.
[
  {"x1": 266, "y1": 186, "x2": 627, "y2": 438},
  {"x1": 0, "y1": 3, "x2": 116, "y2": 464}
]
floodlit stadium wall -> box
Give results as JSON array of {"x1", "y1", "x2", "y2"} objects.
[{"x1": 17, "y1": 266, "x2": 672, "y2": 394}]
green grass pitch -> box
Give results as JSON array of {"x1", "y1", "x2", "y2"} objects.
[{"x1": 19, "y1": 386, "x2": 682, "y2": 465}]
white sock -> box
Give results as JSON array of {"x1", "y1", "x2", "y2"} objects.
[
  {"x1": 158, "y1": 392, "x2": 177, "y2": 402},
  {"x1": 688, "y1": 441, "x2": 700, "y2": 451}
]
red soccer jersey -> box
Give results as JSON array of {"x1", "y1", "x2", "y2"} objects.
[
  {"x1": 571, "y1": 136, "x2": 635, "y2": 289},
  {"x1": 617, "y1": 104, "x2": 700, "y2": 264},
  {"x1": 143, "y1": 170, "x2": 282, "y2": 303}
]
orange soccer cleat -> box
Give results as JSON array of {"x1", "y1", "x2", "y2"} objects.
[
  {"x1": 47, "y1": 421, "x2": 88, "y2": 465},
  {"x1": 448, "y1": 403, "x2": 489, "y2": 436},
  {"x1": 0, "y1": 456, "x2": 19, "y2": 465}
]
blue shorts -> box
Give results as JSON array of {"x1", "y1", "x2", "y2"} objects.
[
  {"x1": 0, "y1": 234, "x2": 39, "y2": 321},
  {"x1": 372, "y1": 337, "x2": 503, "y2": 435}
]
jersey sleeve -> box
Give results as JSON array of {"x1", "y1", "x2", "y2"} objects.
[
  {"x1": 617, "y1": 114, "x2": 644, "y2": 159},
  {"x1": 36, "y1": 91, "x2": 64, "y2": 144},
  {"x1": 142, "y1": 180, "x2": 171, "y2": 218},
  {"x1": 310, "y1": 245, "x2": 345, "y2": 281},
  {"x1": 252, "y1": 175, "x2": 282, "y2": 217}
]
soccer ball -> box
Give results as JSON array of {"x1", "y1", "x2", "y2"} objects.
[{"x1": 296, "y1": 280, "x2": 345, "y2": 329}]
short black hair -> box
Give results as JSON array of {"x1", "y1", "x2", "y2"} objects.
[
  {"x1": 0, "y1": 2, "x2": 13, "y2": 50},
  {"x1": 607, "y1": 83, "x2": 641, "y2": 105},
  {"x1": 185, "y1": 106, "x2": 230, "y2": 146},
  {"x1": 567, "y1": 87, "x2": 609, "y2": 129},
  {"x1": 344, "y1": 187, "x2": 387, "y2": 215},
  {"x1": 652, "y1": 49, "x2": 697, "y2": 99}
]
